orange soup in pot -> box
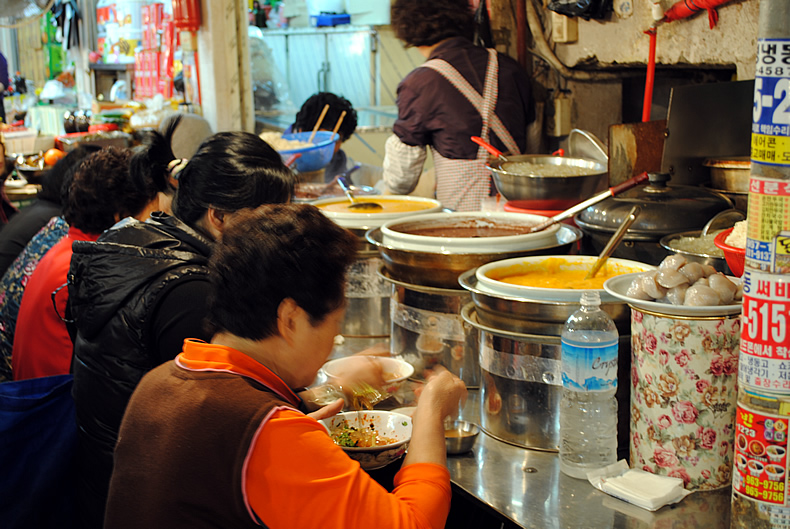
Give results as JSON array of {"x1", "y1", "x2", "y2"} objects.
[
  {"x1": 317, "y1": 198, "x2": 437, "y2": 214},
  {"x1": 488, "y1": 257, "x2": 642, "y2": 290}
]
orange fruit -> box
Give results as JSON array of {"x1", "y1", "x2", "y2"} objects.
[{"x1": 44, "y1": 148, "x2": 66, "y2": 166}]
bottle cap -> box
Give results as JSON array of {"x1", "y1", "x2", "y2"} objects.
[{"x1": 580, "y1": 290, "x2": 601, "y2": 307}]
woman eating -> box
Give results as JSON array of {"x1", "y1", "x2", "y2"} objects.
[
  {"x1": 67, "y1": 130, "x2": 294, "y2": 529},
  {"x1": 104, "y1": 204, "x2": 467, "y2": 529}
]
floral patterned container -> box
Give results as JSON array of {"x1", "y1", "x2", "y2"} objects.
[{"x1": 629, "y1": 308, "x2": 741, "y2": 491}]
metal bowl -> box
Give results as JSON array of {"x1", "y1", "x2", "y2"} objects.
[
  {"x1": 445, "y1": 420, "x2": 480, "y2": 454},
  {"x1": 659, "y1": 230, "x2": 730, "y2": 275},
  {"x1": 365, "y1": 224, "x2": 583, "y2": 289},
  {"x1": 487, "y1": 154, "x2": 607, "y2": 208}
]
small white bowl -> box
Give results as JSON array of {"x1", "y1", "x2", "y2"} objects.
[
  {"x1": 321, "y1": 356, "x2": 414, "y2": 397},
  {"x1": 321, "y1": 410, "x2": 413, "y2": 470},
  {"x1": 380, "y1": 211, "x2": 561, "y2": 253},
  {"x1": 313, "y1": 196, "x2": 442, "y2": 230},
  {"x1": 476, "y1": 255, "x2": 655, "y2": 302}
]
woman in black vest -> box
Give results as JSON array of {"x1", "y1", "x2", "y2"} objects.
[{"x1": 67, "y1": 126, "x2": 294, "y2": 529}]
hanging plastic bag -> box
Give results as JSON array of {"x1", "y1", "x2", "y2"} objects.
[
  {"x1": 547, "y1": 0, "x2": 614, "y2": 21},
  {"x1": 473, "y1": 0, "x2": 495, "y2": 49},
  {"x1": 0, "y1": 374, "x2": 78, "y2": 529}
]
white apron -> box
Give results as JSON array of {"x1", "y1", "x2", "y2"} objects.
[{"x1": 421, "y1": 48, "x2": 519, "y2": 211}]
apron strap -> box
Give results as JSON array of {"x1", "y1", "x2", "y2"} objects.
[{"x1": 421, "y1": 50, "x2": 520, "y2": 154}]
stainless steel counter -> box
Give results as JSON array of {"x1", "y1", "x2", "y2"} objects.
[{"x1": 452, "y1": 390, "x2": 732, "y2": 528}]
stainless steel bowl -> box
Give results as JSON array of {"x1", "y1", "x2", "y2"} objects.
[
  {"x1": 445, "y1": 420, "x2": 480, "y2": 454},
  {"x1": 487, "y1": 154, "x2": 607, "y2": 208},
  {"x1": 659, "y1": 230, "x2": 730, "y2": 275}
]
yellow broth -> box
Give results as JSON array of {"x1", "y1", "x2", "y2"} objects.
[
  {"x1": 487, "y1": 257, "x2": 642, "y2": 290},
  {"x1": 317, "y1": 198, "x2": 435, "y2": 214}
]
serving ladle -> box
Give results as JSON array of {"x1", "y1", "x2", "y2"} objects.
[
  {"x1": 337, "y1": 175, "x2": 382, "y2": 211},
  {"x1": 584, "y1": 205, "x2": 641, "y2": 280}
]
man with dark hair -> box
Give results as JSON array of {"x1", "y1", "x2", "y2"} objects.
[
  {"x1": 293, "y1": 91, "x2": 360, "y2": 182},
  {"x1": 383, "y1": 0, "x2": 535, "y2": 211},
  {"x1": 105, "y1": 204, "x2": 467, "y2": 529}
]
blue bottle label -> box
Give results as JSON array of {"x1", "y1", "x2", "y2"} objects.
[{"x1": 561, "y1": 339, "x2": 618, "y2": 392}]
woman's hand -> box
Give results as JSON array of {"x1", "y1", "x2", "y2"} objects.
[{"x1": 306, "y1": 398, "x2": 344, "y2": 421}]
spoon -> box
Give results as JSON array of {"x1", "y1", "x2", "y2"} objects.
[
  {"x1": 471, "y1": 136, "x2": 509, "y2": 162},
  {"x1": 525, "y1": 171, "x2": 650, "y2": 234},
  {"x1": 337, "y1": 175, "x2": 382, "y2": 211},
  {"x1": 584, "y1": 205, "x2": 641, "y2": 280}
]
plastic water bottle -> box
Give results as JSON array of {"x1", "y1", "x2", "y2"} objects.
[{"x1": 559, "y1": 290, "x2": 618, "y2": 479}]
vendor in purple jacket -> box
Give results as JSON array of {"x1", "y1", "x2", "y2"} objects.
[
  {"x1": 382, "y1": 0, "x2": 535, "y2": 212},
  {"x1": 0, "y1": 51, "x2": 8, "y2": 124}
]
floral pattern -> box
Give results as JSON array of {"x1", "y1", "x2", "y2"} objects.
[
  {"x1": 630, "y1": 308, "x2": 740, "y2": 491},
  {"x1": 0, "y1": 216, "x2": 68, "y2": 382}
]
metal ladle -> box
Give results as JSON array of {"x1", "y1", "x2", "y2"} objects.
[
  {"x1": 584, "y1": 205, "x2": 641, "y2": 280},
  {"x1": 337, "y1": 175, "x2": 382, "y2": 211}
]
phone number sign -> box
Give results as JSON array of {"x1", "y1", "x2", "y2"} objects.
[
  {"x1": 740, "y1": 269, "x2": 790, "y2": 392},
  {"x1": 752, "y1": 39, "x2": 790, "y2": 166}
]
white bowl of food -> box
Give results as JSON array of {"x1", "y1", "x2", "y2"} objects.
[
  {"x1": 321, "y1": 410, "x2": 413, "y2": 470},
  {"x1": 380, "y1": 211, "x2": 561, "y2": 253},
  {"x1": 321, "y1": 356, "x2": 414, "y2": 398},
  {"x1": 475, "y1": 255, "x2": 655, "y2": 302},
  {"x1": 313, "y1": 196, "x2": 442, "y2": 230}
]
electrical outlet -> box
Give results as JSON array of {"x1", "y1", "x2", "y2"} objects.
[
  {"x1": 548, "y1": 95, "x2": 572, "y2": 137},
  {"x1": 551, "y1": 12, "x2": 578, "y2": 44}
]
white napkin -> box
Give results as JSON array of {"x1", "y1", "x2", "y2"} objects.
[{"x1": 587, "y1": 460, "x2": 692, "y2": 511}]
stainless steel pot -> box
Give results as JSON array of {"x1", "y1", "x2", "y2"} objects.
[
  {"x1": 366, "y1": 225, "x2": 584, "y2": 289},
  {"x1": 380, "y1": 269, "x2": 480, "y2": 388},
  {"x1": 703, "y1": 157, "x2": 750, "y2": 193},
  {"x1": 462, "y1": 303, "x2": 632, "y2": 455},
  {"x1": 659, "y1": 230, "x2": 731, "y2": 275},
  {"x1": 462, "y1": 303, "x2": 562, "y2": 451},
  {"x1": 458, "y1": 269, "x2": 631, "y2": 335},
  {"x1": 487, "y1": 154, "x2": 607, "y2": 208},
  {"x1": 574, "y1": 172, "x2": 733, "y2": 266}
]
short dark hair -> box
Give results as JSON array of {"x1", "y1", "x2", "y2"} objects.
[
  {"x1": 39, "y1": 144, "x2": 102, "y2": 205},
  {"x1": 207, "y1": 204, "x2": 358, "y2": 340},
  {"x1": 294, "y1": 92, "x2": 358, "y2": 143},
  {"x1": 391, "y1": 0, "x2": 474, "y2": 47},
  {"x1": 172, "y1": 132, "x2": 295, "y2": 229},
  {"x1": 63, "y1": 146, "x2": 152, "y2": 234}
]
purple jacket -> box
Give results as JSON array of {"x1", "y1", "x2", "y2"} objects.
[{"x1": 393, "y1": 38, "x2": 535, "y2": 160}]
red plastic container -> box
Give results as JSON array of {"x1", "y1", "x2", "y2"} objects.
[{"x1": 714, "y1": 227, "x2": 746, "y2": 277}]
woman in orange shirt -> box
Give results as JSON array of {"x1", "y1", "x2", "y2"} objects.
[{"x1": 105, "y1": 204, "x2": 467, "y2": 529}]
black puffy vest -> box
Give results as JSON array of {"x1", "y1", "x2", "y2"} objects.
[{"x1": 67, "y1": 214, "x2": 212, "y2": 529}]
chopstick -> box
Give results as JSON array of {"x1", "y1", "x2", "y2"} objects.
[
  {"x1": 308, "y1": 104, "x2": 330, "y2": 144},
  {"x1": 331, "y1": 111, "x2": 347, "y2": 140}
]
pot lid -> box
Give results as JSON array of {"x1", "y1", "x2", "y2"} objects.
[
  {"x1": 568, "y1": 129, "x2": 608, "y2": 164},
  {"x1": 574, "y1": 172, "x2": 734, "y2": 235}
]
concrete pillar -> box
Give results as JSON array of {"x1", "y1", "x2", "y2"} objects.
[{"x1": 196, "y1": 0, "x2": 254, "y2": 132}]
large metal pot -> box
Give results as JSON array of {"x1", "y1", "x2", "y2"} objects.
[
  {"x1": 459, "y1": 274, "x2": 633, "y2": 455},
  {"x1": 366, "y1": 225, "x2": 584, "y2": 289},
  {"x1": 574, "y1": 172, "x2": 733, "y2": 266},
  {"x1": 703, "y1": 157, "x2": 750, "y2": 193},
  {"x1": 487, "y1": 154, "x2": 607, "y2": 208},
  {"x1": 462, "y1": 304, "x2": 631, "y2": 454},
  {"x1": 381, "y1": 269, "x2": 480, "y2": 388}
]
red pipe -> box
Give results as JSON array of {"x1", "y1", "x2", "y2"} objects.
[
  {"x1": 642, "y1": 27, "x2": 657, "y2": 122},
  {"x1": 662, "y1": 0, "x2": 734, "y2": 29}
]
